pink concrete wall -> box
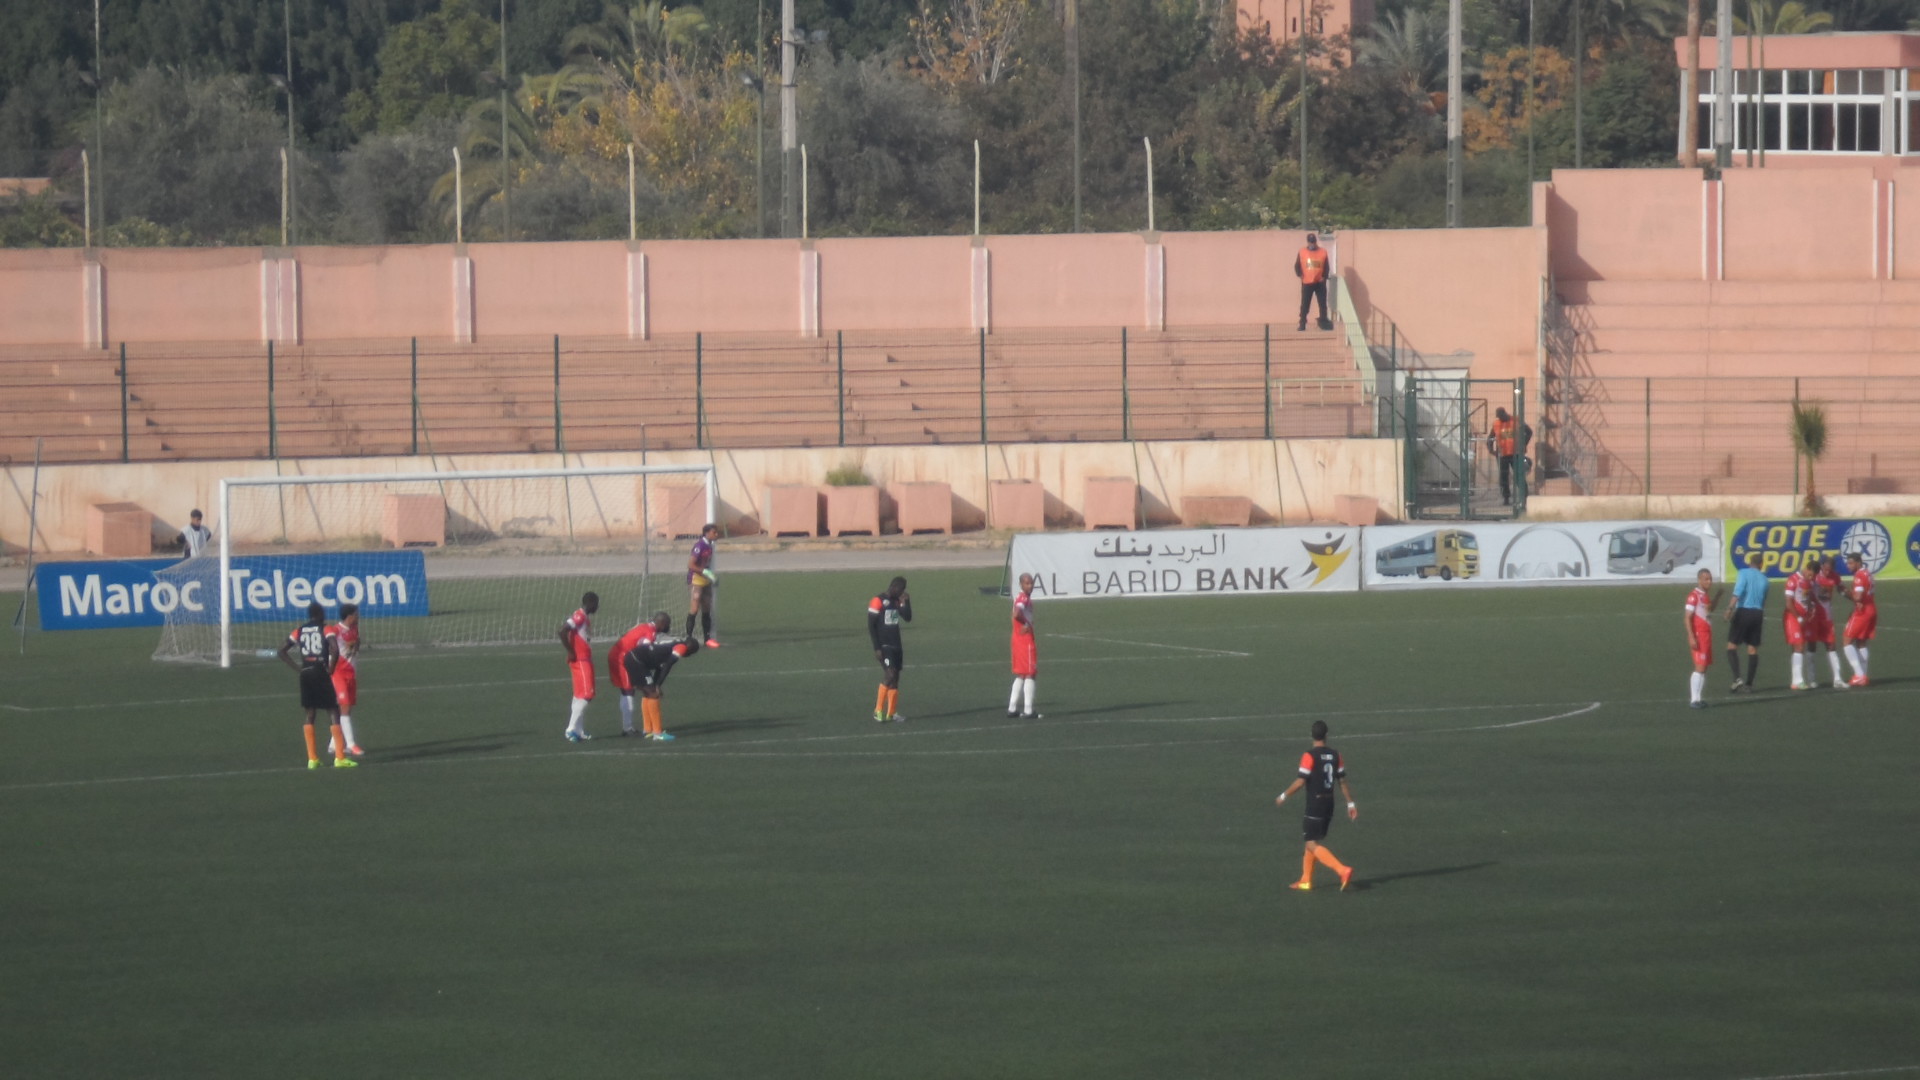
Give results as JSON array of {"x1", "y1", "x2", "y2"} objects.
[
  {"x1": 1341, "y1": 227, "x2": 1547, "y2": 381},
  {"x1": 1540, "y1": 170, "x2": 1705, "y2": 281},
  {"x1": 99, "y1": 248, "x2": 259, "y2": 343},
  {"x1": 471, "y1": 241, "x2": 627, "y2": 338},
  {"x1": 818, "y1": 236, "x2": 971, "y2": 330},
  {"x1": 985, "y1": 234, "x2": 1143, "y2": 328},
  {"x1": 300, "y1": 245, "x2": 455, "y2": 341},
  {"x1": 1723, "y1": 169, "x2": 1877, "y2": 280},
  {"x1": 1891, "y1": 173, "x2": 1920, "y2": 280},
  {"x1": 1161, "y1": 230, "x2": 1296, "y2": 325},
  {"x1": 646, "y1": 239, "x2": 796, "y2": 335},
  {"x1": 0, "y1": 249, "x2": 86, "y2": 345}
]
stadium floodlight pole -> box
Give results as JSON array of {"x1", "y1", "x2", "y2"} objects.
[
  {"x1": 500, "y1": 0, "x2": 510, "y2": 239},
  {"x1": 1299, "y1": 7, "x2": 1309, "y2": 229},
  {"x1": 81, "y1": 150, "x2": 90, "y2": 248},
  {"x1": 1144, "y1": 136, "x2": 1154, "y2": 232},
  {"x1": 1526, "y1": 0, "x2": 1535, "y2": 183},
  {"x1": 628, "y1": 144, "x2": 637, "y2": 240},
  {"x1": 283, "y1": 0, "x2": 295, "y2": 244},
  {"x1": 93, "y1": 0, "x2": 103, "y2": 240},
  {"x1": 1714, "y1": 0, "x2": 1732, "y2": 168},
  {"x1": 1067, "y1": 0, "x2": 1080, "y2": 232},
  {"x1": 453, "y1": 148, "x2": 464, "y2": 243},
  {"x1": 780, "y1": 0, "x2": 797, "y2": 238},
  {"x1": 973, "y1": 139, "x2": 981, "y2": 236},
  {"x1": 800, "y1": 144, "x2": 809, "y2": 239},
  {"x1": 279, "y1": 147, "x2": 289, "y2": 246},
  {"x1": 1573, "y1": 0, "x2": 1584, "y2": 168},
  {"x1": 1683, "y1": 0, "x2": 1701, "y2": 165},
  {"x1": 1446, "y1": 0, "x2": 1462, "y2": 227}
]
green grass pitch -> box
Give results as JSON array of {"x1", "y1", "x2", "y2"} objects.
[{"x1": 2, "y1": 570, "x2": 1917, "y2": 1080}]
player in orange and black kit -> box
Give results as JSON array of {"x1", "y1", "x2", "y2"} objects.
[
  {"x1": 1275, "y1": 720, "x2": 1356, "y2": 891},
  {"x1": 868, "y1": 576, "x2": 912, "y2": 723},
  {"x1": 277, "y1": 601, "x2": 355, "y2": 769},
  {"x1": 622, "y1": 624, "x2": 701, "y2": 742},
  {"x1": 608, "y1": 614, "x2": 661, "y2": 736}
]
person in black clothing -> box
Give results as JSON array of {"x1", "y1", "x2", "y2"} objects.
[
  {"x1": 867, "y1": 576, "x2": 912, "y2": 723},
  {"x1": 1275, "y1": 720, "x2": 1355, "y2": 890},
  {"x1": 622, "y1": 626, "x2": 701, "y2": 742},
  {"x1": 277, "y1": 601, "x2": 354, "y2": 769}
]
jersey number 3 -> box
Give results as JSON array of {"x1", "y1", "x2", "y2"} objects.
[{"x1": 300, "y1": 626, "x2": 325, "y2": 656}]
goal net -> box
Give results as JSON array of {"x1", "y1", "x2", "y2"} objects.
[{"x1": 152, "y1": 464, "x2": 717, "y2": 667}]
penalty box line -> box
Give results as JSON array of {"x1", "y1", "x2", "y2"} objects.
[{"x1": 0, "y1": 698, "x2": 1609, "y2": 792}]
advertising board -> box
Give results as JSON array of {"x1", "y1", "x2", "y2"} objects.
[
  {"x1": 1362, "y1": 520, "x2": 1724, "y2": 589},
  {"x1": 36, "y1": 551, "x2": 431, "y2": 631},
  {"x1": 1009, "y1": 527, "x2": 1361, "y2": 600},
  {"x1": 1724, "y1": 517, "x2": 1920, "y2": 580}
]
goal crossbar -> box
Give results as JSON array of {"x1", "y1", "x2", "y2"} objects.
[{"x1": 216, "y1": 463, "x2": 716, "y2": 668}]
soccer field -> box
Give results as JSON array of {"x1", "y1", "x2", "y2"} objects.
[{"x1": 2, "y1": 569, "x2": 1917, "y2": 1080}]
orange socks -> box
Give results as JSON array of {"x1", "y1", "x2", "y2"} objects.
[
  {"x1": 303, "y1": 724, "x2": 319, "y2": 762},
  {"x1": 643, "y1": 698, "x2": 663, "y2": 735},
  {"x1": 1312, "y1": 846, "x2": 1349, "y2": 875},
  {"x1": 886, "y1": 688, "x2": 899, "y2": 718},
  {"x1": 329, "y1": 724, "x2": 347, "y2": 761},
  {"x1": 875, "y1": 685, "x2": 889, "y2": 717},
  {"x1": 1300, "y1": 851, "x2": 1316, "y2": 885}
]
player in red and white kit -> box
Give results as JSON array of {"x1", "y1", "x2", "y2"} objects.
[
  {"x1": 1783, "y1": 565, "x2": 1813, "y2": 691},
  {"x1": 1684, "y1": 569, "x2": 1715, "y2": 709},
  {"x1": 1006, "y1": 573, "x2": 1040, "y2": 719},
  {"x1": 608, "y1": 614, "x2": 661, "y2": 736},
  {"x1": 324, "y1": 603, "x2": 366, "y2": 758},
  {"x1": 559, "y1": 591, "x2": 599, "y2": 742},
  {"x1": 1844, "y1": 550, "x2": 1877, "y2": 686},
  {"x1": 1804, "y1": 555, "x2": 1846, "y2": 689}
]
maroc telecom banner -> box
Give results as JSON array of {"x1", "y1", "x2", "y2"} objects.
[
  {"x1": 35, "y1": 551, "x2": 431, "y2": 631},
  {"x1": 1361, "y1": 520, "x2": 1724, "y2": 589},
  {"x1": 1010, "y1": 527, "x2": 1361, "y2": 600},
  {"x1": 1724, "y1": 517, "x2": 1920, "y2": 580}
]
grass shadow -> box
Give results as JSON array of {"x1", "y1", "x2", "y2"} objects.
[
  {"x1": 669, "y1": 717, "x2": 801, "y2": 737},
  {"x1": 1346, "y1": 861, "x2": 1498, "y2": 892},
  {"x1": 373, "y1": 732, "x2": 524, "y2": 761}
]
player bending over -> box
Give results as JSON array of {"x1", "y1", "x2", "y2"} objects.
[
  {"x1": 1684, "y1": 569, "x2": 1715, "y2": 709},
  {"x1": 868, "y1": 576, "x2": 912, "y2": 723},
  {"x1": 1844, "y1": 548, "x2": 1876, "y2": 686},
  {"x1": 324, "y1": 603, "x2": 366, "y2": 758},
  {"x1": 622, "y1": 620, "x2": 701, "y2": 741},
  {"x1": 1007, "y1": 573, "x2": 1040, "y2": 719},
  {"x1": 608, "y1": 614, "x2": 661, "y2": 736},
  {"x1": 1805, "y1": 555, "x2": 1846, "y2": 689},
  {"x1": 278, "y1": 601, "x2": 356, "y2": 770},
  {"x1": 560, "y1": 592, "x2": 599, "y2": 743},
  {"x1": 1276, "y1": 720, "x2": 1355, "y2": 891}
]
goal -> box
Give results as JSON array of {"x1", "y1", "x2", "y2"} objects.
[{"x1": 153, "y1": 464, "x2": 717, "y2": 667}]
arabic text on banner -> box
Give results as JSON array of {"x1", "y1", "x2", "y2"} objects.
[{"x1": 1010, "y1": 527, "x2": 1361, "y2": 600}]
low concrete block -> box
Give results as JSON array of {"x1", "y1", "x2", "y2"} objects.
[
  {"x1": 826, "y1": 485, "x2": 881, "y2": 536},
  {"x1": 381, "y1": 493, "x2": 445, "y2": 547},
  {"x1": 896, "y1": 482, "x2": 952, "y2": 534},
  {"x1": 765, "y1": 485, "x2": 821, "y2": 537},
  {"x1": 990, "y1": 479, "x2": 1045, "y2": 532},
  {"x1": 1179, "y1": 495, "x2": 1252, "y2": 527},
  {"x1": 87, "y1": 502, "x2": 151, "y2": 557},
  {"x1": 1084, "y1": 477, "x2": 1138, "y2": 530}
]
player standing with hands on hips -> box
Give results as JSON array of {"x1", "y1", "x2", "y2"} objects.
[
  {"x1": 279, "y1": 601, "x2": 355, "y2": 769},
  {"x1": 1277, "y1": 720, "x2": 1354, "y2": 891},
  {"x1": 1008, "y1": 573, "x2": 1040, "y2": 719},
  {"x1": 868, "y1": 576, "x2": 912, "y2": 723},
  {"x1": 687, "y1": 523, "x2": 720, "y2": 648}
]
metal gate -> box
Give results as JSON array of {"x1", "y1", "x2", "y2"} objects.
[{"x1": 1403, "y1": 377, "x2": 1528, "y2": 520}]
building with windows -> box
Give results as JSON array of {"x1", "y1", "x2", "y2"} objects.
[
  {"x1": 1240, "y1": 0, "x2": 1371, "y2": 52},
  {"x1": 1678, "y1": 32, "x2": 1920, "y2": 167}
]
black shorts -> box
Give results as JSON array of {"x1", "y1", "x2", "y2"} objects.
[
  {"x1": 1730, "y1": 608, "x2": 1765, "y2": 647},
  {"x1": 299, "y1": 667, "x2": 338, "y2": 711},
  {"x1": 623, "y1": 656, "x2": 673, "y2": 691},
  {"x1": 879, "y1": 645, "x2": 903, "y2": 671},
  {"x1": 1302, "y1": 798, "x2": 1335, "y2": 843}
]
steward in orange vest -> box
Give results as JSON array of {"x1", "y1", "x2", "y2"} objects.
[
  {"x1": 1295, "y1": 233, "x2": 1330, "y2": 331},
  {"x1": 1488, "y1": 407, "x2": 1522, "y2": 505}
]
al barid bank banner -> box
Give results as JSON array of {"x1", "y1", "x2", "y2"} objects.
[
  {"x1": 35, "y1": 551, "x2": 431, "y2": 631},
  {"x1": 1010, "y1": 527, "x2": 1361, "y2": 599},
  {"x1": 1361, "y1": 520, "x2": 1725, "y2": 589},
  {"x1": 1724, "y1": 517, "x2": 1920, "y2": 580}
]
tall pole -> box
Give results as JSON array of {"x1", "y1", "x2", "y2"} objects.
[
  {"x1": 1714, "y1": 0, "x2": 1733, "y2": 168},
  {"x1": 93, "y1": 0, "x2": 103, "y2": 240},
  {"x1": 780, "y1": 0, "x2": 797, "y2": 237},
  {"x1": 453, "y1": 148, "x2": 464, "y2": 243},
  {"x1": 1067, "y1": 0, "x2": 1081, "y2": 232},
  {"x1": 1446, "y1": 0, "x2": 1462, "y2": 226},
  {"x1": 1573, "y1": 0, "x2": 1584, "y2": 168},
  {"x1": 500, "y1": 0, "x2": 511, "y2": 239},
  {"x1": 1684, "y1": 0, "x2": 1701, "y2": 166},
  {"x1": 280, "y1": 147, "x2": 290, "y2": 246},
  {"x1": 627, "y1": 144, "x2": 637, "y2": 240},
  {"x1": 973, "y1": 139, "x2": 981, "y2": 235},
  {"x1": 1744, "y1": 7, "x2": 1755, "y2": 168},
  {"x1": 1143, "y1": 137, "x2": 1155, "y2": 232},
  {"x1": 1299, "y1": 8, "x2": 1309, "y2": 229},
  {"x1": 283, "y1": 0, "x2": 295, "y2": 244},
  {"x1": 1526, "y1": 0, "x2": 1535, "y2": 183},
  {"x1": 755, "y1": 1, "x2": 765, "y2": 237}
]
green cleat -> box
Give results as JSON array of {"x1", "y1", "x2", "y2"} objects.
[
  {"x1": 333, "y1": 758, "x2": 358, "y2": 769},
  {"x1": 874, "y1": 709, "x2": 887, "y2": 723},
  {"x1": 307, "y1": 759, "x2": 319, "y2": 770}
]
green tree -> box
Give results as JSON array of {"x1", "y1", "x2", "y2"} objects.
[
  {"x1": 348, "y1": 0, "x2": 502, "y2": 134},
  {"x1": 800, "y1": 51, "x2": 968, "y2": 233}
]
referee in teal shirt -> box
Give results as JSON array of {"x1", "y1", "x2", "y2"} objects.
[{"x1": 1726, "y1": 553, "x2": 1769, "y2": 691}]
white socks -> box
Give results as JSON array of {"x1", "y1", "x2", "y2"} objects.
[
  {"x1": 1827, "y1": 651, "x2": 1843, "y2": 685},
  {"x1": 567, "y1": 696, "x2": 589, "y2": 734},
  {"x1": 1008, "y1": 678, "x2": 1037, "y2": 715},
  {"x1": 328, "y1": 714, "x2": 357, "y2": 754},
  {"x1": 1689, "y1": 672, "x2": 1704, "y2": 704},
  {"x1": 1791, "y1": 653, "x2": 1805, "y2": 686},
  {"x1": 620, "y1": 695, "x2": 636, "y2": 733}
]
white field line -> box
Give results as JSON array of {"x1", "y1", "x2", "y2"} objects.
[
  {"x1": 0, "y1": 653, "x2": 1235, "y2": 715},
  {"x1": 0, "y1": 699, "x2": 1608, "y2": 791},
  {"x1": 1731, "y1": 1066, "x2": 1920, "y2": 1080},
  {"x1": 1053, "y1": 632, "x2": 1253, "y2": 658}
]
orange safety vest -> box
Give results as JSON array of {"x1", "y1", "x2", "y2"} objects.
[
  {"x1": 1297, "y1": 247, "x2": 1329, "y2": 285},
  {"x1": 1491, "y1": 417, "x2": 1516, "y2": 456}
]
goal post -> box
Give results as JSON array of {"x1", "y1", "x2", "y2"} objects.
[{"x1": 153, "y1": 464, "x2": 717, "y2": 668}]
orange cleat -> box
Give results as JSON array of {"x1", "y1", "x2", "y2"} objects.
[
  {"x1": 1849, "y1": 675, "x2": 1870, "y2": 687},
  {"x1": 704, "y1": 639, "x2": 721, "y2": 649}
]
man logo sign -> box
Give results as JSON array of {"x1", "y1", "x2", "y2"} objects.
[{"x1": 1498, "y1": 526, "x2": 1591, "y2": 581}]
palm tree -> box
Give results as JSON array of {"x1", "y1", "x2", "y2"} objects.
[
  {"x1": 431, "y1": 90, "x2": 540, "y2": 239},
  {"x1": 1735, "y1": 0, "x2": 1834, "y2": 33},
  {"x1": 1790, "y1": 400, "x2": 1829, "y2": 516},
  {"x1": 1356, "y1": 9, "x2": 1449, "y2": 105}
]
